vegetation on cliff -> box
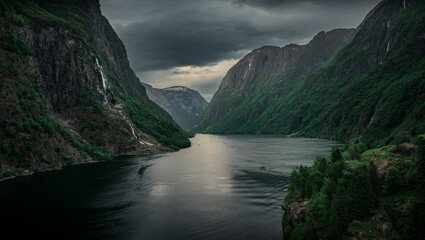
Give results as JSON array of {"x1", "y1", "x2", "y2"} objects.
[
  {"x1": 196, "y1": 0, "x2": 425, "y2": 148},
  {"x1": 279, "y1": 2, "x2": 425, "y2": 238},
  {"x1": 0, "y1": 39, "x2": 112, "y2": 178},
  {"x1": 0, "y1": 0, "x2": 190, "y2": 179}
]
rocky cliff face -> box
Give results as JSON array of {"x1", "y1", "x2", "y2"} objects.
[
  {"x1": 213, "y1": 29, "x2": 354, "y2": 99},
  {"x1": 196, "y1": 0, "x2": 425, "y2": 147},
  {"x1": 142, "y1": 83, "x2": 208, "y2": 130},
  {"x1": 195, "y1": 28, "x2": 354, "y2": 132},
  {"x1": 0, "y1": 0, "x2": 189, "y2": 178}
]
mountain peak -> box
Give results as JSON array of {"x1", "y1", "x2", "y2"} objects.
[
  {"x1": 163, "y1": 86, "x2": 192, "y2": 92},
  {"x1": 203, "y1": 28, "x2": 354, "y2": 109},
  {"x1": 142, "y1": 83, "x2": 208, "y2": 130}
]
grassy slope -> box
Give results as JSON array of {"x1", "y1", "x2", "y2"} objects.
[
  {"x1": 0, "y1": 0, "x2": 189, "y2": 178},
  {"x1": 199, "y1": 2, "x2": 425, "y2": 148}
]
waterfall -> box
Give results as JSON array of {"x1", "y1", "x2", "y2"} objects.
[{"x1": 95, "y1": 58, "x2": 109, "y2": 104}]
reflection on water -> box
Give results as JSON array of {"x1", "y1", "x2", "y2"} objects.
[{"x1": 0, "y1": 134, "x2": 340, "y2": 239}]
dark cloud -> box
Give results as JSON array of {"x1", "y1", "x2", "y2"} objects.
[
  {"x1": 100, "y1": 0, "x2": 381, "y2": 73},
  {"x1": 232, "y1": 0, "x2": 380, "y2": 9},
  {"x1": 172, "y1": 71, "x2": 190, "y2": 75},
  {"x1": 115, "y1": 16, "x2": 285, "y2": 71},
  {"x1": 100, "y1": 0, "x2": 381, "y2": 100},
  {"x1": 231, "y1": 0, "x2": 285, "y2": 9}
]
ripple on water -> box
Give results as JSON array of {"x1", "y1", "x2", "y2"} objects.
[{"x1": 0, "y1": 134, "x2": 340, "y2": 239}]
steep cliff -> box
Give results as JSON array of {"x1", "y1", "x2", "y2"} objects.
[
  {"x1": 194, "y1": 28, "x2": 354, "y2": 133},
  {"x1": 278, "y1": 0, "x2": 425, "y2": 238},
  {"x1": 196, "y1": 0, "x2": 425, "y2": 147},
  {"x1": 0, "y1": 0, "x2": 190, "y2": 179},
  {"x1": 142, "y1": 83, "x2": 208, "y2": 130}
]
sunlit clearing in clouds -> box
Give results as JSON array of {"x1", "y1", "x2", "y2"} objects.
[{"x1": 139, "y1": 59, "x2": 239, "y2": 101}]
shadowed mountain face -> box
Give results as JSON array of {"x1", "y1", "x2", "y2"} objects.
[
  {"x1": 196, "y1": 0, "x2": 425, "y2": 146},
  {"x1": 142, "y1": 83, "x2": 208, "y2": 130},
  {"x1": 0, "y1": 0, "x2": 190, "y2": 176}
]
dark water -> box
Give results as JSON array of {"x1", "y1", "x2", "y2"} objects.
[{"x1": 0, "y1": 134, "x2": 340, "y2": 239}]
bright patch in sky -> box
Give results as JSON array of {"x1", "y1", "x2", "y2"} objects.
[{"x1": 139, "y1": 59, "x2": 238, "y2": 102}]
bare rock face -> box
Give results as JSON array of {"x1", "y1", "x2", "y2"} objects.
[
  {"x1": 89, "y1": 1, "x2": 150, "y2": 103},
  {"x1": 281, "y1": 199, "x2": 309, "y2": 238},
  {"x1": 375, "y1": 160, "x2": 389, "y2": 179},
  {"x1": 143, "y1": 83, "x2": 208, "y2": 130}
]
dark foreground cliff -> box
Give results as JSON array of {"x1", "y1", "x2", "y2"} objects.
[
  {"x1": 0, "y1": 0, "x2": 190, "y2": 179},
  {"x1": 142, "y1": 83, "x2": 208, "y2": 131}
]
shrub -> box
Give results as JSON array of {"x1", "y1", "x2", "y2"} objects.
[
  {"x1": 384, "y1": 166, "x2": 403, "y2": 194},
  {"x1": 11, "y1": 13, "x2": 25, "y2": 25},
  {"x1": 0, "y1": 168, "x2": 14, "y2": 179},
  {"x1": 0, "y1": 32, "x2": 33, "y2": 55}
]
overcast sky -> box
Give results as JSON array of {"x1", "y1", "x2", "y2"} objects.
[{"x1": 100, "y1": 0, "x2": 380, "y2": 101}]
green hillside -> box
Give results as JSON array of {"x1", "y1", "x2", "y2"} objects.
[{"x1": 197, "y1": 0, "x2": 425, "y2": 148}]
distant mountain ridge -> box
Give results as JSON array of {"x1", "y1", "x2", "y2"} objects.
[
  {"x1": 195, "y1": 0, "x2": 425, "y2": 147},
  {"x1": 142, "y1": 83, "x2": 208, "y2": 130}
]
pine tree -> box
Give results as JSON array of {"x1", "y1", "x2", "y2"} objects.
[
  {"x1": 368, "y1": 161, "x2": 381, "y2": 202},
  {"x1": 384, "y1": 166, "x2": 402, "y2": 194},
  {"x1": 330, "y1": 148, "x2": 343, "y2": 163},
  {"x1": 321, "y1": 177, "x2": 336, "y2": 201},
  {"x1": 324, "y1": 190, "x2": 347, "y2": 240}
]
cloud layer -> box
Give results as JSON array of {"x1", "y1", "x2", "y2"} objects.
[{"x1": 100, "y1": 0, "x2": 380, "y2": 100}]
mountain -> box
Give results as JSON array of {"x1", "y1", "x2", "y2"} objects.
[
  {"x1": 194, "y1": 28, "x2": 355, "y2": 133},
  {"x1": 142, "y1": 83, "x2": 208, "y2": 130},
  {"x1": 196, "y1": 0, "x2": 425, "y2": 147},
  {"x1": 0, "y1": 0, "x2": 190, "y2": 178},
  {"x1": 281, "y1": 2, "x2": 425, "y2": 237}
]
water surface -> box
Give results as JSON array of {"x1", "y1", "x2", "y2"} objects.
[{"x1": 0, "y1": 134, "x2": 340, "y2": 239}]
